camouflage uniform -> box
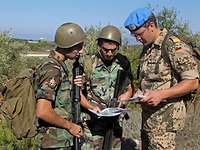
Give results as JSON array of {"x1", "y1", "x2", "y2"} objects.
[
  {"x1": 35, "y1": 51, "x2": 73, "y2": 149},
  {"x1": 82, "y1": 53, "x2": 132, "y2": 150},
  {"x1": 138, "y1": 28, "x2": 199, "y2": 150}
]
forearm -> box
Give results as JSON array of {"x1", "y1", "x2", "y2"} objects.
[
  {"x1": 160, "y1": 79, "x2": 199, "y2": 100},
  {"x1": 36, "y1": 99, "x2": 72, "y2": 130},
  {"x1": 118, "y1": 83, "x2": 134, "y2": 100},
  {"x1": 80, "y1": 92, "x2": 95, "y2": 109}
]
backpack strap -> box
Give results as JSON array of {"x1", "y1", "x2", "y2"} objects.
[
  {"x1": 50, "y1": 58, "x2": 69, "y2": 75},
  {"x1": 161, "y1": 33, "x2": 181, "y2": 84},
  {"x1": 161, "y1": 33, "x2": 173, "y2": 70},
  {"x1": 137, "y1": 45, "x2": 151, "y2": 80},
  {"x1": 193, "y1": 47, "x2": 200, "y2": 60},
  {"x1": 35, "y1": 57, "x2": 69, "y2": 94},
  {"x1": 115, "y1": 53, "x2": 133, "y2": 80}
]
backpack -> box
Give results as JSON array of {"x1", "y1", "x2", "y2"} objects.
[
  {"x1": 0, "y1": 69, "x2": 37, "y2": 139},
  {"x1": 0, "y1": 57, "x2": 69, "y2": 140},
  {"x1": 161, "y1": 33, "x2": 200, "y2": 111}
]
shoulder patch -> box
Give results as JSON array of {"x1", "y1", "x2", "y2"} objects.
[
  {"x1": 174, "y1": 47, "x2": 182, "y2": 51},
  {"x1": 48, "y1": 77, "x2": 57, "y2": 89}
]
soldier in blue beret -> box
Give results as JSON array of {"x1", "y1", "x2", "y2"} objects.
[
  {"x1": 124, "y1": 8, "x2": 199, "y2": 150},
  {"x1": 124, "y1": 7, "x2": 152, "y2": 32}
]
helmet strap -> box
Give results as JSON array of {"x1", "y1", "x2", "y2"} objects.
[
  {"x1": 55, "y1": 47, "x2": 67, "y2": 60},
  {"x1": 97, "y1": 49, "x2": 116, "y2": 67}
]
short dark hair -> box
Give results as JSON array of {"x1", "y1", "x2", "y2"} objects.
[{"x1": 144, "y1": 14, "x2": 157, "y2": 28}]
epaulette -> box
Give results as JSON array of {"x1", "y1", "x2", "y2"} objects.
[
  {"x1": 169, "y1": 36, "x2": 182, "y2": 51},
  {"x1": 169, "y1": 36, "x2": 181, "y2": 44}
]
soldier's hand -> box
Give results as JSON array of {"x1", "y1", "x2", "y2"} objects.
[
  {"x1": 67, "y1": 122, "x2": 82, "y2": 138},
  {"x1": 118, "y1": 94, "x2": 131, "y2": 108},
  {"x1": 74, "y1": 75, "x2": 83, "y2": 88},
  {"x1": 91, "y1": 105, "x2": 101, "y2": 112},
  {"x1": 141, "y1": 90, "x2": 164, "y2": 106}
]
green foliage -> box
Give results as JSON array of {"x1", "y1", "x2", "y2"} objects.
[
  {"x1": 0, "y1": 32, "x2": 28, "y2": 82},
  {"x1": 119, "y1": 45, "x2": 142, "y2": 87},
  {"x1": 156, "y1": 7, "x2": 189, "y2": 35},
  {"x1": 0, "y1": 119, "x2": 37, "y2": 150},
  {"x1": 27, "y1": 39, "x2": 54, "y2": 51},
  {"x1": 0, "y1": 33, "x2": 50, "y2": 149},
  {"x1": 23, "y1": 56, "x2": 48, "y2": 70},
  {"x1": 192, "y1": 34, "x2": 200, "y2": 47},
  {"x1": 156, "y1": 7, "x2": 200, "y2": 54},
  {"x1": 0, "y1": 33, "x2": 53, "y2": 83},
  {"x1": 84, "y1": 25, "x2": 101, "y2": 54}
]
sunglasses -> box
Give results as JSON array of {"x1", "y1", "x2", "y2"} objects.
[
  {"x1": 131, "y1": 27, "x2": 148, "y2": 38},
  {"x1": 101, "y1": 47, "x2": 118, "y2": 53}
]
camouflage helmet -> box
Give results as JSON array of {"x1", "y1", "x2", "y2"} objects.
[
  {"x1": 55, "y1": 23, "x2": 85, "y2": 48},
  {"x1": 97, "y1": 25, "x2": 121, "y2": 45}
]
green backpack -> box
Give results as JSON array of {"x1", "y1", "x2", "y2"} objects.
[
  {"x1": 0, "y1": 58, "x2": 69, "y2": 140},
  {"x1": 0, "y1": 69, "x2": 38, "y2": 139}
]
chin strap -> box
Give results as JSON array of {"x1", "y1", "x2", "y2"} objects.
[{"x1": 97, "y1": 49, "x2": 116, "y2": 67}]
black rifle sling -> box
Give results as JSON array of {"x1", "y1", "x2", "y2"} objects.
[{"x1": 50, "y1": 58, "x2": 69, "y2": 75}]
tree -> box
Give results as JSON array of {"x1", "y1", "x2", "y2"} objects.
[
  {"x1": 0, "y1": 32, "x2": 29, "y2": 83},
  {"x1": 156, "y1": 7, "x2": 200, "y2": 47},
  {"x1": 84, "y1": 25, "x2": 101, "y2": 55}
]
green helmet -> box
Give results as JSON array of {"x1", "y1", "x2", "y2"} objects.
[
  {"x1": 55, "y1": 23, "x2": 85, "y2": 48},
  {"x1": 97, "y1": 25, "x2": 121, "y2": 45}
]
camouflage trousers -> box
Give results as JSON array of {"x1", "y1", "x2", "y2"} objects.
[
  {"x1": 39, "y1": 148, "x2": 72, "y2": 150},
  {"x1": 141, "y1": 101, "x2": 186, "y2": 150},
  {"x1": 82, "y1": 117, "x2": 122, "y2": 150},
  {"x1": 36, "y1": 127, "x2": 73, "y2": 149},
  {"x1": 141, "y1": 129, "x2": 176, "y2": 150}
]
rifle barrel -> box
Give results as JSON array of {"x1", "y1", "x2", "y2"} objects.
[{"x1": 72, "y1": 59, "x2": 81, "y2": 150}]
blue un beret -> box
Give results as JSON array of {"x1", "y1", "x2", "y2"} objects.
[{"x1": 124, "y1": 7, "x2": 152, "y2": 31}]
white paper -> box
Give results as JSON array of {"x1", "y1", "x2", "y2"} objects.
[
  {"x1": 127, "y1": 95, "x2": 144, "y2": 102},
  {"x1": 88, "y1": 107, "x2": 130, "y2": 117}
]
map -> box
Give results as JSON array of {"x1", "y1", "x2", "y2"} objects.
[{"x1": 88, "y1": 107, "x2": 130, "y2": 117}]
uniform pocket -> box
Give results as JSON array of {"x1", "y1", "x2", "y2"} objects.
[{"x1": 143, "y1": 101, "x2": 186, "y2": 133}]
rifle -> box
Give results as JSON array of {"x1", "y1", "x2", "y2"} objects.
[
  {"x1": 72, "y1": 58, "x2": 82, "y2": 150},
  {"x1": 102, "y1": 69, "x2": 124, "y2": 150}
]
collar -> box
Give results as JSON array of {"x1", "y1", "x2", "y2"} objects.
[
  {"x1": 95, "y1": 52, "x2": 119, "y2": 68},
  {"x1": 153, "y1": 28, "x2": 168, "y2": 49},
  {"x1": 48, "y1": 50, "x2": 69, "y2": 74},
  {"x1": 49, "y1": 50, "x2": 64, "y2": 61}
]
